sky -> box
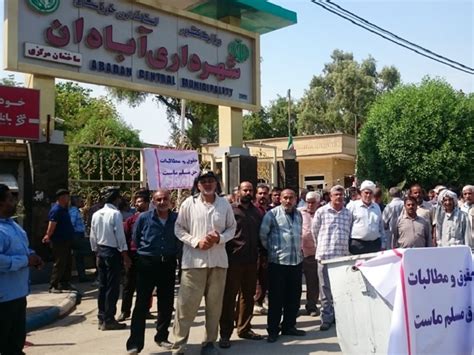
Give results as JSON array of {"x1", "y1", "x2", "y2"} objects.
[{"x1": 0, "y1": 0, "x2": 472, "y2": 145}]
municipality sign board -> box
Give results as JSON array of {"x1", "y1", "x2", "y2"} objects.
[{"x1": 4, "y1": 0, "x2": 260, "y2": 110}]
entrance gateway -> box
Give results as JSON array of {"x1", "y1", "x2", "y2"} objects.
[{"x1": 2, "y1": 0, "x2": 296, "y2": 244}]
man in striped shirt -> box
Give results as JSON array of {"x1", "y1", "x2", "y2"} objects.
[
  {"x1": 260, "y1": 188, "x2": 305, "y2": 343},
  {"x1": 312, "y1": 185, "x2": 352, "y2": 331}
]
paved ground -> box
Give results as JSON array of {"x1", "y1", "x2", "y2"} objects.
[{"x1": 24, "y1": 282, "x2": 341, "y2": 355}]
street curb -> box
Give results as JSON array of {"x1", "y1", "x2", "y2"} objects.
[{"x1": 26, "y1": 291, "x2": 80, "y2": 332}]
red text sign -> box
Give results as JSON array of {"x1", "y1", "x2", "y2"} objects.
[{"x1": 0, "y1": 86, "x2": 40, "y2": 140}]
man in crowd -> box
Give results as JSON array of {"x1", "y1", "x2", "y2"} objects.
[
  {"x1": 172, "y1": 171, "x2": 236, "y2": 355},
  {"x1": 118, "y1": 191, "x2": 152, "y2": 322},
  {"x1": 254, "y1": 183, "x2": 270, "y2": 314},
  {"x1": 219, "y1": 181, "x2": 263, "y2": 349},
  {"x1": 90, "y1": 187, "x2": 131, "y2": 330},
  {"x1": 373, "y1": 187, "x2": 385, "y2": 212},
  {"x1": 126, "y1": 190, "x2": 180, "y2": 353},
  {"x1": 269, "y1": 187, "x2": 282, "y2": 209},
  {"x1": 436, "y1": 190, "x2": 472, "y2": 247},
  {"x1": 409, "y1": 184, "x2": 434, "y2": 228},
  {"x1": 392, "y1": 196, "x2": 432, "y2": 248},
  {"x1": 382, "y1": 187, "x2": 404, "y2": 249},
  {"x1": 345, "y1": 186, "x2": 360, "y2": 208},
  {"x1": 69, "y1": 195, "x2": 91, "y2": 282},
  {"x1": 0, "y1": 185, "x2": 43, "y2": 355},
  {"x1": 42, "y1": 189, "x2": 75, "y2": 293},
  {"x1": 298, "y1": 191, "x2": 321, "y2": 316},
  {"x1": 260, "y1": 188, "x2": 305, "y2": 343},
  {"x1": 347, "y1": 180, "x2": 384, "y2": 254},
  {"x1": 312, "y1": 185, "x2": 352, "y2": 331},
  {"x1": 461, "y1": 185, "x2": 474, "y2": 241}
]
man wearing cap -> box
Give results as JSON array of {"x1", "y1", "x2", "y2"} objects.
[
  {"x1": 42, "y1": 189, "x2": 75, "y2": 293},
  {"x1": 218, "y1": 181, "x2": 263, "y2": 349},
  {"x1": 312, "y1": 185, "x2": 352, "y2": 331},
  {"x1": 260, "y1": 188, "x2": 305, "y2": 343},
  {"x1": 436, "y1": 190, "x2": 472, "y2": 247},
  {"x1": 298, "y1": 191, "x2": 321, "y2": 317},
  {"x1": 90, "y1": 187, "x2": 131, "y2": 330},
  {"x1": 347, "y1": 180, "x2": 384, "y2": 254},
  {"x1": 172, "y1": 171, "x2": 236, "y2": 355}
]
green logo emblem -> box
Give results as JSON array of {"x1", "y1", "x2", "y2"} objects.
[
  {"x1": 27, "y1": 0, "x2": 60, "y2": 14},
  {"x1": 228, "y1": 39, "x2": 250, "y2": 63}
]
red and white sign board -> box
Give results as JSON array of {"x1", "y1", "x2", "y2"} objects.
[{"x1": 0, "y1": 86, "x2": 40, "y2": 140}]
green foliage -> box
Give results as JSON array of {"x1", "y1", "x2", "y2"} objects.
[
  {"x1": 297, "y1": 49, "x2": 400, "y2": 135},
  {"x1": 0, "y1": 75, "x2": 22, "y2": 87},
  {"x1": 357, "y1": 77, "x2": 474, "y2": 189}
]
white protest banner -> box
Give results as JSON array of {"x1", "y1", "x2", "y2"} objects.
[
  {"x1": 360, "y1": 247, "x2": 473, "y2": 355},
  {"x1": 143, "y1": 149, "x2": 200, "y2": 190}
]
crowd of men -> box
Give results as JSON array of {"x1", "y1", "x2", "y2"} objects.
[{"x1": 0, "y1": 176, "x2": 473, "y2": 355}]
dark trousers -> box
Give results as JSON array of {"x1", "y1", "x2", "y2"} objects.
[
  {"x1": 72, "y1": 234, "x2": 91, "y2": 279},
  {"x1": 219, "y1": 263, "x2": 257, "y2": 339},
  {"x1": 50, "y1": 240, "x2": 72, "y2": 288},
  {"x1": 97, "y1": 246, "x2": 122, "y2": 324},
  {"x1": 254, "y1": 255, "x2": 268, "y2": 306},
  {"x1": 349, "y1": 238, "x2": 381, "y2": 255},
  {"x1": 0, "y1": 297, "x2": 26, "y2": 355},
  {"x1": 126, "y1": 255, "x2": 176, "y2": 352},
  {"x1": 121, "y1": 253, "x2": 138, "y2": 315},
  {"x1": 267, "y1": 262, "x2": 303, "y2": 336},
  {"x1": 302, "y1": 256, "x2": 319, "y2": 312}
]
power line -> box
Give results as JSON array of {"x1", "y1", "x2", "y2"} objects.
[
  {"x1": 325, "y1": 0, "x2": 473, "y2": 72},
  {"x1": 310, "y1": 0, "x2": 474, "y2": 75}
]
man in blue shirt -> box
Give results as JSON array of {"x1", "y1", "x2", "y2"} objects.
[
  {"x1": 42, "y1": 189, "x2": 75, "y2": 293},
  {"x1": 126, "y1": 189, "x2": 180, "y2": 353},
  {"x1": 260, "y1": 188, "x2": 305, "y2": 343},
  {"x1": 0, "y1": 184, "x2": 43, "y2": 354},
  {"x1": 69, "y1": 195, "x2": 91, "y2": 282}
]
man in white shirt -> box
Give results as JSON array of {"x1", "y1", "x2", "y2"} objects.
[
  {"x1": 348, "y1": 180, "x2": 384, "y2": 254},
  {"x1": 172, "y1": 171, "x2": 236, "y2": 355},
  {"x1": 90, "y1": 186, "x2": 131, "y2": 331},
  {"x1": 382, "y1": 187, "x2": 404, "y2": 249}
]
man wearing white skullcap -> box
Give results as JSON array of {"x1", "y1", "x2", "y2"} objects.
[
  {"x1": 436, "y1": 190, "x2": 472, "y2": 247},
  {"x1": 347, "y1": 180, "x2": 384, "y2": 254}
]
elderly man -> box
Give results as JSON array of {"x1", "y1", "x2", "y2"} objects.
[
  {"x1": 260, "y1": 188, "x2": 305, "y2": 343},
  {"x1": 219, "y1": 181, "x2": 263, "y2": 349},
  {"x1": 382, "y1": 187, "x2": 404, "y2": 249},
  {"x1": 436, "y1": 190, "x2": 472, "y2": 247},
  {"x1": 90, "y1": 187, "x2": 131, "y2": 331},
  {"x1": 347, "y1": 180, "x2": 384, "y2": 255},
  {"x1": 312, "y1": 185, "x2": 352, "y2": 331},
  {"x1": 461, "y1": 185, "x2": 474, "y2": 241},
  {"x1": 126, "y1": 190, "x2": 180, "y2": 353},
  {"x1": 172, "y1": 171, "x2": 236, "y2": 355},
  {"x1": 392, "y1": 196, "x2": 432, "y2": 248},
  {"x1": 298, "y1": 191, "x2": 321, "y2": 317},
  {"x1": 0, "y1": 185, "x2": 43, "y2": 354}
]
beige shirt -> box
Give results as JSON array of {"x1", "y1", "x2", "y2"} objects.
[
  {"x1": 393, "y1": 213, "x2": 432, "y2": 248},
  {"x1": 175, "y1": 194, "x2": 236, "y2": 269},
  {"x1": 416, "y1": 201, "x2": 434, "y2": 226}
]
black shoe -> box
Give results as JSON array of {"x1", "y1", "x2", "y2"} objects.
[
  {"x1": 156, "y1": 340, "x2": 173, "y2": 350},
  {"x1": 49, "y1": 286, "x2": 63, "y2": 294},
  {"x1": 117, "y1": 312, "x2": 130, "y2": 322},
  {"x1": 320, "y1": 322, "x2": 332, "y2": 331},
  {"x1": 238, "y1": 330, "x2": 263, "y2": 340},
  {"x1": 307, "y1": 308, "x2": 320, "y2": 317},
  {"x1": 60, "y1": 283, "x2": 77, "y2": 291},
  {"x1": 201, "y1": 342, "x2": 218, "y2": 355},
  {"x1": 145, "y1": 312, "x2": 155, "y2": 320},
  {"x1": 101, "y1": 320, "x2": 126, "y2": 330},
  {"x1": 218, "y1": 338, "x2": 231, "y2": 349},
  {"x1": 281, "y1": 327, "x2": 306, "y2": 336},
  {"x1": 267, "y1": 334, "x2": 279, "y2": 343}
]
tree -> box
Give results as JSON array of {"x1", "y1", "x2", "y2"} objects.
[
  {"x1": 357, "y1": 77, "x2": 474, "y2": 189},
  {"x1": 297, "y1": 50, "x2": 400, "y2": 135}
]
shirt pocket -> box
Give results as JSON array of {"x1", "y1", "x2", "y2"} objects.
[{"x1": 211, "y1": 211, "x2": 226, "y2": 232}]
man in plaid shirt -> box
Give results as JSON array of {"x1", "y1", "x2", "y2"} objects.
[{"x1": 311, "y1": 185, "x2": 352, "y2": 331}]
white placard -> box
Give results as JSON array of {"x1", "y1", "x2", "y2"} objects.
[
  {"x1": 143, "y1": 148, "x2": 199, "y2": 190},
  {"x1": 359, "y1": 247, "x2": 474, "y2": 355}
]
